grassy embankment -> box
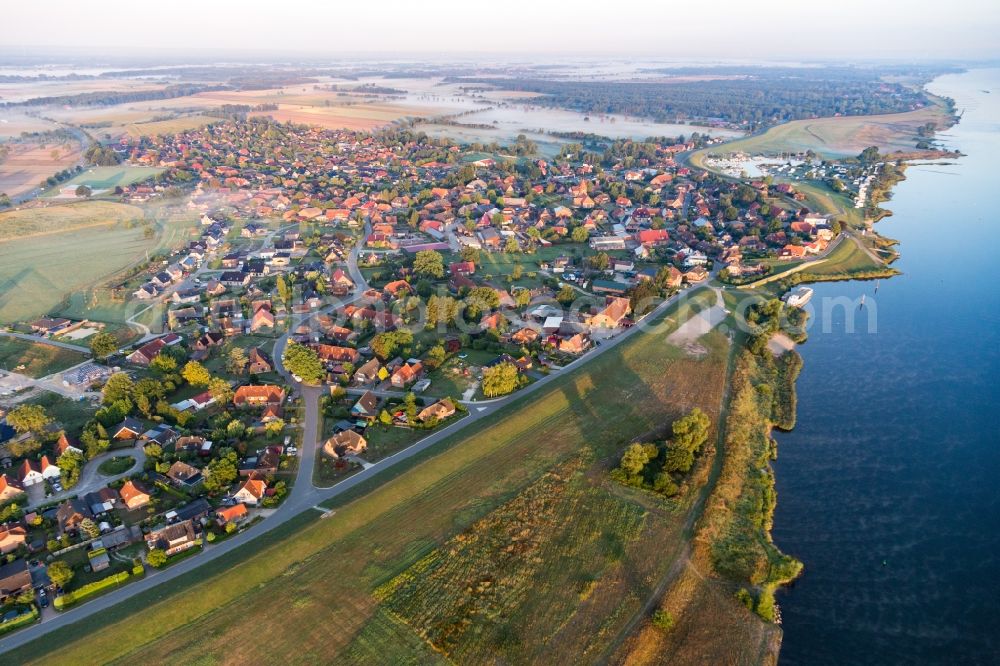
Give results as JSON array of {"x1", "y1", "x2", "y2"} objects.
[
  {"x1": 10, "y1": 290, "x2": 787, "y2": 665},
  {"x1": 613, "y1": 319, "x2": 803, "y2": 665}
]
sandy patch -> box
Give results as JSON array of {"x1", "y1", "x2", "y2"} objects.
[
  {"x1": 768, "y1": 333, "x2": 796, "y2": 357},
  {"x1": 668, "y1": 305, "x2": 727, "y2": 346}
]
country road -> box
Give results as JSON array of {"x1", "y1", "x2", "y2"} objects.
[
  {"x1": 0, "y1": 237, "x2": 710, "y2": 655},
  {"x1": 0, "y1": 331, "x2": 90, "y2": 354}
]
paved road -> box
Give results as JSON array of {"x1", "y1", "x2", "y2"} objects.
[
  {"x1": 0, "y1": 331, "x2": 91, "y2": 354},
  {"x1": 0, "y1": 247, "x2": 707, "y2": 655},
  {"x1": 26, "y1": 448, "x2": 147, "y2": 510}
]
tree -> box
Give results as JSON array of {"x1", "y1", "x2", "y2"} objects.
[
  {"x1": 413, "y1": 250, "x2": 445, "y2": 279},
  {"x1": 264, "y1": 419, "x2": 285, "y2": 438},
  {"x1": 481, "y1": 362, "x2": 521, "y2": 398},
  {"x1": 203, "y1": 455, "x2": 238, "y2": 494},
  {"x1": 379, "y1": 409, "x2": 392, "y2": 425},
  {"x1": 369, "y1": 330, "x2": 413, "y2": 361},
  {"x1": 57, "y1": 450, "x2": 84, "y2": 489},
  {"x1": 619, "y1": 442, "x2": 656, "y2": 477},
  {"x1": 283, "y1": 342, "x2": 324, "y2": 383},
  {"x1": 89, "y1": 332, "x2": 118, "y2": 359},
  {"x1": 571, "y1": 226, "x2": 589, "y2": 243},
  {"x1": 276, "y1": 275, "x2": 291, "y2": 305},
  {"x1": 75, "y1": 185, "x2": 92, "y2": 198},
  {"x1": 464, "y1": 286, "x2": 500, "y2": 320},
  {"x1": 182, "y1": 361, "x2": 211, "y2": 387},
  {"x1": 556, "y1": 285, "x2": 576, "y2": 306},
  {"x1": 424, "y1": 345, "x2": 447, "y2": 370},
  {"x1": 102, "y1": 372, "x2": 134, "y2": 405},
  {"x1": 147, "y1": 548, "x2": 167, "y2": 568},
  {"x1": 149, "y1": 353, "x2": 178, "y2": 374},
  {"x1": 226, "y1": 347, "x2": 248, "y2": 375},
  {"x1": 459, "y1": 247, "x2": 480, "y2": 264},
  {"x1": 672, "y1": 408, "x2": 711, "y2": 453},
  {"x1": 79, "y1": 518, "x2": 100, "y2": 540},
  {"x1": 208, "y1": 377, "x2": 234, "y2": 404},
  {"x1": 504, "y1": 236, "x2": 520, "y2": 253},
  {"x1": 5, "y1": 404, "x2": 51, "y2": 435},
  {"x1": 48, "y1": 560, "x2": 74, "y2": 588}
]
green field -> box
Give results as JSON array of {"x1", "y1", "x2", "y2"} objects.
[
  {"x1": 45, "y1": 166, "x2": 164, "y2": 194},
  {"x1": 798, "y1": 236, "x2": 887, "y2": 278},
  {"x1": 12, "y1": 292, "x2": 778, "y2": 665},
  {"x1": 0, "y1": 201, "x2": 197, "y2": 325},
  {"x1": 0, "y1": 336, "x2": 87, "y2": 378}
]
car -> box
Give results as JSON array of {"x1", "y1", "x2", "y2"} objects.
[
  {"x1": 286, "y1": 447, "x2": 298, "y2": 454},
  {"x1": 458, "y1": 354, "x2": 468, "y2": 359}
]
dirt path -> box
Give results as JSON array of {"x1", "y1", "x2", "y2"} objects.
[{"x1": 666, "y1": 288, "x2": 726, "y2": 345}]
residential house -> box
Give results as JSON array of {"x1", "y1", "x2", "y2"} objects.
[
  {"x1": 0, "y1": 526, "x2": 27, "y2": 554},
  {"x1": 0, "y1": 475, "x2": 25, "y2": 503},
  {"x1": 215, "y1": 504, "x2": 248, "y2": 526},
  {"x1": 119, "y1": 480, "x2": 152, "y2": 511},
  {"x1": 56, "y1": 498, "x2": 92, "y2": 535},
  {"x1": 352, "y1": 391, "x2": 380, "y2": 422},
  {"x1": 250, "y1": 306, "x2": 275, "y2": 333},
  {"x1": 322, "y1": 430, "x2": 367, "y2": 459},
  {"x1": 166, "y1": 461, "x2": 203, "y2": 489},
  {"x1": 112, "y1": 417, "x2": 144, "y2": 441},
  {"x1": 233, "y1": 385, "x2": 285, "y2": 408},
  {"x1": 417, "y1": 399, "x2": 456, "y2": 423},
  {"x1": 126, "y1": 338, "x2": 166, "y2": 366},
  {"x1": 233, "y1": 477, "x2": 267, "y2": 506},
  {"x1": 390, "y1": 361, "x2": 423, "y2": 388},
  {"x1": 248, "y1": 347, "x2": 273, "y2": 374},
  {"x1": 587, "y1": 296, "x2": 632, "y2": 329},
  {"x1": 0, "y1": 561, "x2": 31, "y2": 602},
  {"x1": 54, "y1": 432, "x2": 83, "y2": 458},
  {"x1": 353, "y1": 358, "x2": 381, "y2": 385},
  {"x1": 146, "y1": 520, "x2": 200, "y2": 556},
  {"x1": 559, "y1": 333, "x2": 590, "y2": 355}
]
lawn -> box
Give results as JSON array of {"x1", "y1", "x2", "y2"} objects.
[
  {"x1": 97, "y1": 456, "x2": 137, "y2": 476},
  {"x1": 0, "y1": 337, "x2": 87, "y2": 378},
  {"x1": 799, "y1": 236, "x2": 889, "y2": 279},
  {"x1": 12, "y1": 294, "x2": 748, "y2": 665},
  {"x1": 27, "y1": 392, "x2": 96, "y2": 432}
]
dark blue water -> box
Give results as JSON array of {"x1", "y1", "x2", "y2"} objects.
[{"x1": 773, "y1": 69, "x2": 1000, "y2": 665}]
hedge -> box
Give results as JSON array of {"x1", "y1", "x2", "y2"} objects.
[
  {"x1": 54, "y1": 571, "x2": 131, "y2": 610},
  {"x1": 0, "y1": 607, "x2": 39, "y2": 635}
]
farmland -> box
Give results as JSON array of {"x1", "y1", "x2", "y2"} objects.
[
  {"x1": 689, "y1": 100, "x2": 954, "y2": 162},
  {"x1": 0, "y1": 336, "x2": 86, "y2": 378},
  {"x1": 45, "y1": 166, "x2": 164, "y2": 196},
  {"x1": 0, "y1": 200, "x2": 142, "y2": 241},
  {"x1": 10, "y1": 294, "x2": 786, "y2": 665},
  {"x1": 0, "y1": 139, "x2": 84, "y2": 198},
  {"x1": 0, "y1": 201, "x2": 192, "y2": 324}
]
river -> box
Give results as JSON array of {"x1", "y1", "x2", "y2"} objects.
[{"x1": 772, "y1": 68, "x2": 1000, "y2": 664}]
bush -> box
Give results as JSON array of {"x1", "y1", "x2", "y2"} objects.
[
  {"x1": 651, "y1": 609, "x2": 674, "y2": 632},
  {"x1": 53, "y1": 571, "x2": 130, "y2": 610},
  {"x1": 0, "y1": 607, "x2": 38, "y2": 635}
]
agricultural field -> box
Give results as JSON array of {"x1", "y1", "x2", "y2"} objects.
[
  {"x1": 0, "y1": 201, "x2": 193, "y2": 325},
  {"x1": 0, "y1": 200, "x2": 142, "y2": 241},
  {"x1": 46, "y1": 166, "x2": 164, "y2": 197},
  {"x1": 11, "y1": 293, "x2": 778, "y2": 666},
  {"x1": 0, "y1": 114, "x2": 60, "y2": 139},
  {"x1": 689, "y1": 101, "x2": 953, "y2": 163},
  {"x1": 0, "y1": 336, "x2": 86, "y2": 378},
  {"x1": 0, "y1": 138, "x2": 83, "y2": 198},
  {"x1": 121, "y1": 115, "x2": 217, "y2": 138}
]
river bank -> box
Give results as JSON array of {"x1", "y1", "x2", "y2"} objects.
[{"x1": 771, "y1": 68, "x2": 1000, "y2": 663}]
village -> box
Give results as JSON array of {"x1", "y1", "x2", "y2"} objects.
[{"x1": 0, "y1": 116, "x2": 844, "y2": 626}]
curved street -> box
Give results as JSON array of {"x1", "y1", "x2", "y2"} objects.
[{"x1": 0, "y1": 234, "x2": 715, "y2": 654}]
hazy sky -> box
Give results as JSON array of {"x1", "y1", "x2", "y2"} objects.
[{"x1": 4, "y1": 0, "x2": 999, "y2": 60}]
